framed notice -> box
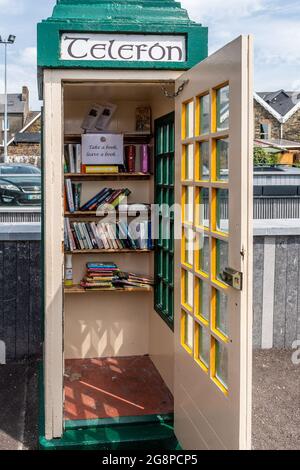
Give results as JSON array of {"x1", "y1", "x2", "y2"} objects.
[{"x1": 82, "y1": 134, "x2": 124, "y2": 165}]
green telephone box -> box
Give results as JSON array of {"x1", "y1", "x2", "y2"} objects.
[{"x1": 39, "y1": 0, "x2": 253, "y2": 451}]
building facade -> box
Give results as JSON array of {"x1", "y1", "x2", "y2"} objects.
[
  {"x1": 0, "y1": 87, "x2": 30, "y2": 151},
  {"x1": 254, "y1": 90, "x2": 300, "y2": 142}
]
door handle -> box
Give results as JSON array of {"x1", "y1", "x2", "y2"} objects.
[{"x1": 221, "y1": 268, "x2": 243, "y2": 291}]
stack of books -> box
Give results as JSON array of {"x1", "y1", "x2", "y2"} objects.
[
  {"x1": 64, "y1": 219, "x2": 153, "y2": 252},
  {"x1": 81, "y1": 262, "x2": 119, "y2": 290},
  {"x1": 80, "y1": 262, "x2": 154, "y2": 291},
  {"x1": 113, "y1": 272, "x2": 154, "y2": 290},
  {"x1": 65, "y1": 184, "x2": 131, "y2": 213}
]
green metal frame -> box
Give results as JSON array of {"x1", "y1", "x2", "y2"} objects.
[{"x1": 154, "y1": 112, "x2": 175, "y2": 330}]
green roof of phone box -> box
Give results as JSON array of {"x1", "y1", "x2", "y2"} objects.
[{"x1": 37, "y1": 0, "x2": 208, "y2": 70}]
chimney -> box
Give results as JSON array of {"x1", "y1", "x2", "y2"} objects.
[{"x1": 22, "y1": 86, "x2": 29, "y2": 103}]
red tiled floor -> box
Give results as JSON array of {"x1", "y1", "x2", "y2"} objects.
[{"x1": 64, "y1": 356, "x2": 174, "y2": 421}]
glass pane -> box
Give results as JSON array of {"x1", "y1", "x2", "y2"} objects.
[
  {"x1": 198, "y1": 187, "x2": 209, "y2": 229},
  {"x1": 198, "y1": 280, "x2": 210, "y2": 322},
  {"x1": 200, "y1": 94, "x2": 210, "y2": 135},
  {"x1": 216, "y1": 290, "x2": 229, "y2": 337},
  {"x1": 183, "y1": 270, "x2": 194, "y2": 310},
  {"x1": 216, "y1": 239, "x2": 229, "y2": 283},
  {"x1": 157, "y1": 127, "x2": 164, "y2": 155},
  {"x1": 185, "y1": 144, "x2": 194, "y2": 181},
  {"x1": 183, "y1": 312, "x2": 194, "y2": 350},
  {"x1": 216, "y1": 139, "x2": 229, "y2": 181},
  {"x1": 184, "y1": 227, "x2": 195, "y2": 266},
  {"x1": 217, "y1": 85, "x2": 229, "y2": 131},
  {"x1": 170, "y1": 123, "x2": 175, "y2": 152},
  {"x1": 185, "y1": 101, "x2": 194, "y2": 138},
  {"x1": 217, "y1": 189, "x2": 229, "y2": 233},
  {"x1": 199, "y1": 141, "x2": 210, "y2": 181},
  {"x1": 163, "y1": 125, "x2": 169, "y2": 153},
  {"x1": 199, "y1": 325, "x2": 210, "y2": 368},
  {"x1": 198, "y1": 232, "x2": 210, "y2": 275},
  {"x1": 216, "y1": 341, "x2": 228, "y2": 389},
  {"x1": 184, "y1": 186, "x2": 194, "y2": 224}
]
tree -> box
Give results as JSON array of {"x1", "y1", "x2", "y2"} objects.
[{"x1": 254, "y1": 147, "x2": 279, "y2": 167}]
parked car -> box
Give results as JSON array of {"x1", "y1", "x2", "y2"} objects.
[{"x1": 0, "y1": 164, "x2": 41, "y2": 206}]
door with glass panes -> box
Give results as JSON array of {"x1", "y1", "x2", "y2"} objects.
[{"x1": 174, "y1": 36, "x2": 253, "y2": 450}]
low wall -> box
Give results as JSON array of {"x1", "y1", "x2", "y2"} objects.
[
  {"x1": 0, "y1": 220, "x2": 299, "y2": 362},
  {"x1": 253, "y1": 220, "x2": 300, "y2": 349}
]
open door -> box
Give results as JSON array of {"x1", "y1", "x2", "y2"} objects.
[{"x1": 174, "y1": 36, "x2": 253, "y2": 450}]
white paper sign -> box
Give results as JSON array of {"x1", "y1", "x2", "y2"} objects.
[
  {"x1": 61, "y1": 33, "x2": 186, "y2": 62},
  {"x1": 82, "y1": 134, "x2": 124, "y2": 165}
]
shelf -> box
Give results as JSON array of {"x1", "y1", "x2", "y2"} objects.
[
  {"x1": 65, "y1": 133, "x2": 153, "y2": 145},
  {"x1": 65, "y1": 285, "x2": 153, "y2": 294},
  {"x1": 65, "y1": 208, "x2": 151, "y2": 217},
  {"x1": 64, "y1": 172, "x2": 152, "y2": 181},
  {"x1": 66, "y1": 249, "x2": 153, "y2": 254}
]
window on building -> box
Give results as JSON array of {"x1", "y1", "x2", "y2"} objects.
[{"x1": 260, "y1": 122, "x2": 271, "y2": 139}]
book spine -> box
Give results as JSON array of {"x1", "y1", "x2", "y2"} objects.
[
  {"x1": 65, "y1": 218, "x2": 76, "y2": 252},
  {"x1": 75, "y1": 144, "x2": 82, "y2": 174},
  {"x1": 110, "y1": 189, "x2": 131, "y2": 209},
  {"x1": 65, "y1": 179, "x2": 75, "y2": 213},
  {"x1": 64, "y1": 218, "x2": 70, "y2": 251},
  {"x1": 80, "y1": 188, "x2": 111, "y2": 211},
  {"x1": 68, "y1": 144, "x2": 75, "y2": 174},
  {"x1": 83, "y1": 165, "x2": 119, "y2": 174},
  {"x1": 125, "y1": 145, "x2": 136, "y2": 173},
  {"x1": 141, "y1": 145, "x2": 150, "y2": 174},
  {"x1": 73, "y1": 223, "x2": 84, "y2": 250},
  {"x1": 82, "y1": 223, "x2": 93, "y2": 250},
  {"x1": 86, "y1": 223, "x2": 98, "y2": 249},
  {"x1": 97, "y1": 224, "x2": 110, "y2": 250},
  {"x1": 91, "y1": 222, "x2": 104, "y2": 249}
]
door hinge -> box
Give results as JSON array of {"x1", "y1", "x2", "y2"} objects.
[{"x1": 221, "y1": 268, "x2": 243, "y2": 291}]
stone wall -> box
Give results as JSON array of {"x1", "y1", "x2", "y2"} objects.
[
  {"x1": 254, "y1": 101, "x2": 281, "y2": 140},
  {"x1": 254, "y1": 99, "x2": 300, "y2": 142}
]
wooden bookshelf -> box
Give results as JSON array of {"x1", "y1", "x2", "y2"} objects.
[
  {"x1": 65, "y1": 133, "x2": 153, "y2": 145},
  {"x1": 65, "y1": 285, "x2": 153, "y2": 294},
  {"x1": 65, "y1": 208, "x2": 151, "y2": 217},
  {"x1": 64, "y1": 172, "x2": 152, "y2": 181},
  {"x1": 65, "y1": 249, "x2": 153, "y2": 254}
]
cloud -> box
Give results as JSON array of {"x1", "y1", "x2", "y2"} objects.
[
  {"x1": 181, "y1": 0, "x2": 267, "y2": 21},
  {"x1": 19, "y1": 47, "x2": 37, "y2": 67},
  {"x1": 0, "y1": 0, "x2": 24, "y2": 15}
]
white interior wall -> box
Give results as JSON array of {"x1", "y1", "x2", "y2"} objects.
[{"x1": 63, "y1": 82, "x2": 175, "y2": 391}]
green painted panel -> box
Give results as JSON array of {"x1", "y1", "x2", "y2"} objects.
[
  {"x1": 154, "y1": 112, "x2": 175, "y2": 331},
  {"x1": 37, "y1": 1, "x2": 208, "y2": 71}
]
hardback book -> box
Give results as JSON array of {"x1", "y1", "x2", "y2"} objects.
[
  {"x1": 83, "y1": 165, "x2": 119, "y2": 174},
  {"x1": 75, "y1": 144, "x2": 82, "y2": 174},
  {"x1": 125, "y1": 145, "x2": 136, "y2": 173},
  {"x1": 141, "y1": 145, "x2": 150, "y2": 174},
  {"x1": 65, "y1": 179, "x2": 75, "y2": 213},
  {"x1": 68, "y1": 144, "x2": 76, "y2": 174}
]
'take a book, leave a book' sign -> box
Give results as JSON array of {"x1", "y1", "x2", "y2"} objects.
[
  {"x1": 61, "y1": 33, "x2": 186, "y2": 63},
  {"x1": 82, "y1": 134, "x2": 124, "y2": 165}
]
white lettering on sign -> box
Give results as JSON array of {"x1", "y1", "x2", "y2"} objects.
[{"x1": 61, "y1": 33, "x2": 186, "y2": 62}]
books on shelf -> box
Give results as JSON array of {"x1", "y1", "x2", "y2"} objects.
[
  {"x1": 80, "y1": 262, "x2": 154, "y2": 291},
  {"x1": 64, "y1": 219, "x2": 153, "y2": 252},
  {"x1": 65, "y1": 184, "x2": 132, "y2": 213},
  {"x1": 82, "y1": 165, "x2": 119, "y2": 174},
  {"x1": 65, "y1": 144, "x2": 82, "y2": 174}
]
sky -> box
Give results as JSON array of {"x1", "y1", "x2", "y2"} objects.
[{"x1": 0, "y1": 0, "x2": 300, "y2": 110}]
